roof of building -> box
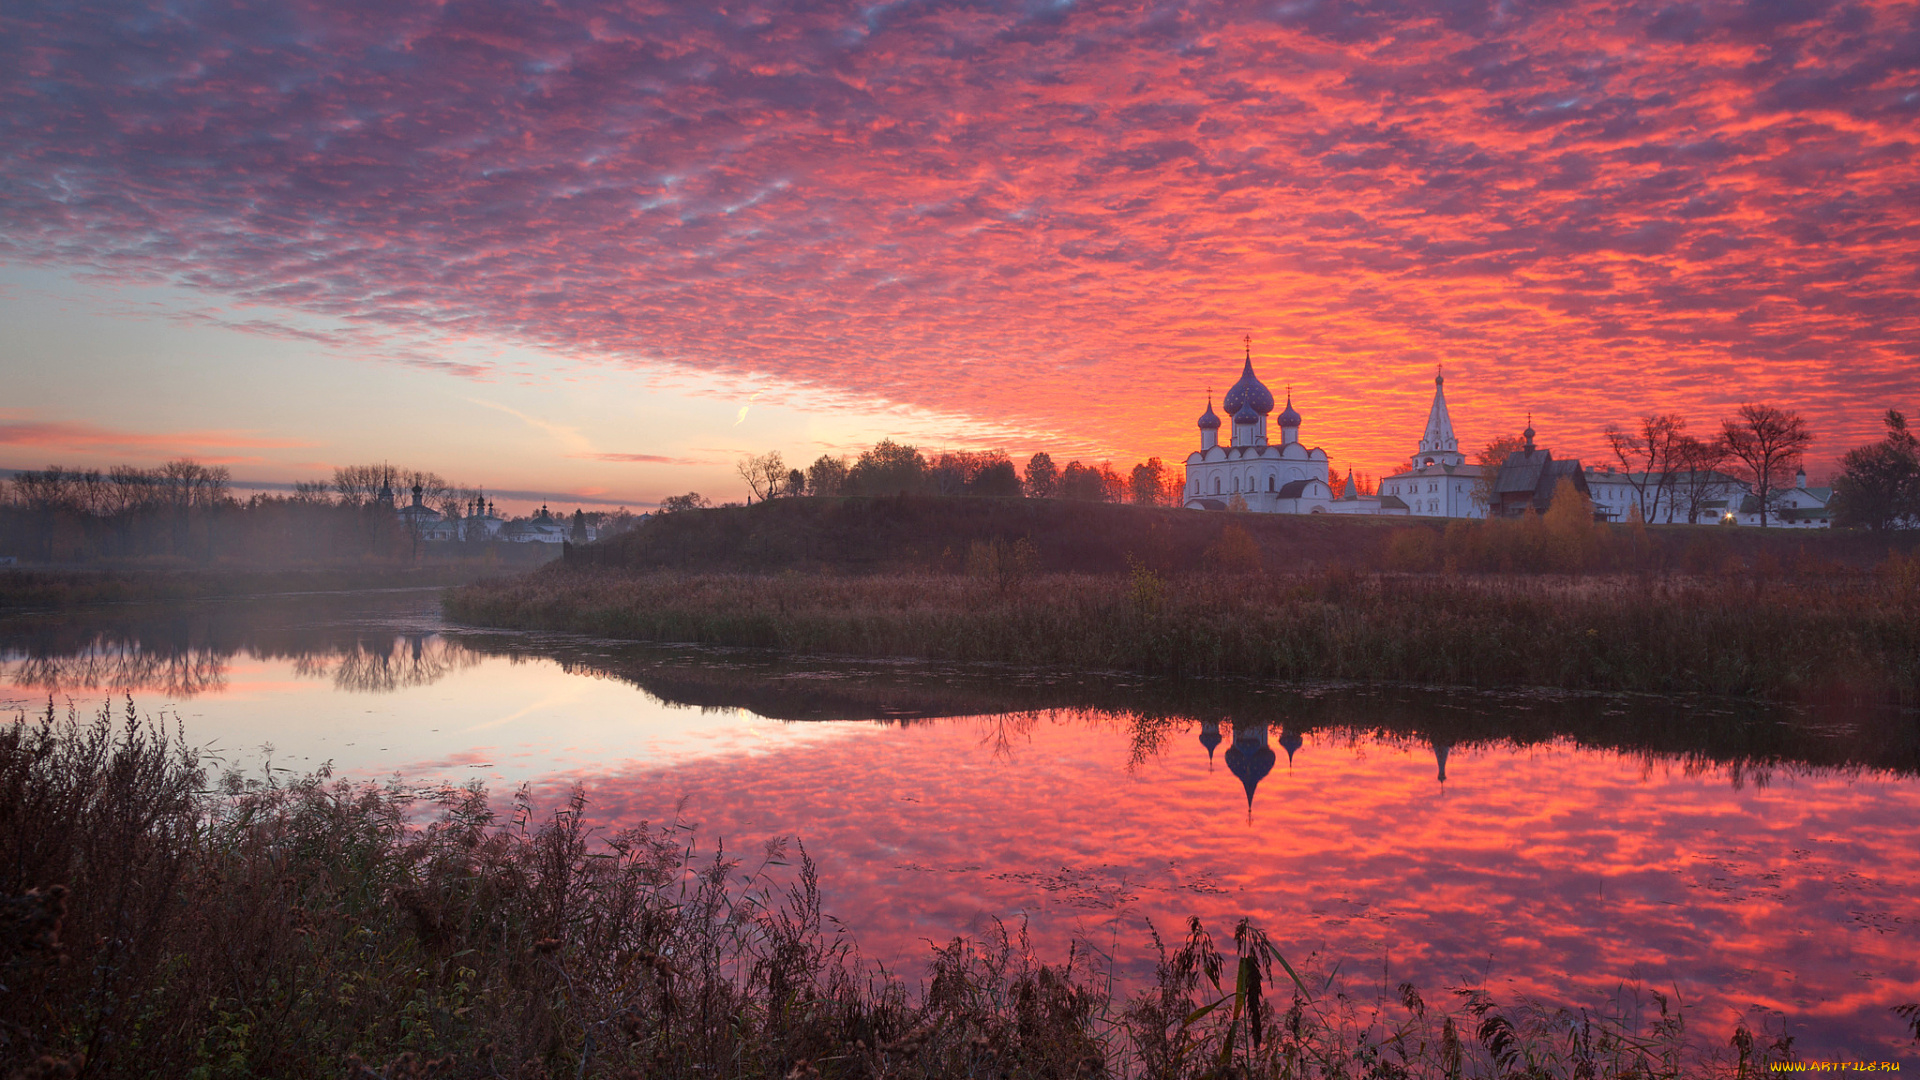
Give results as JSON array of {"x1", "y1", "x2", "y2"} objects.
[
  {"x1": 1493, "y1": 446, "x2": 1589, "y2": 513},
  {"x1": 1419, "y1": 373, "x2": 1458, "y2": 455},
  {"x1": 1277, "y1": 394, "x2": 1301, "y2": 427},
  {"x1": 1221, "y1": 351, "x2": 1275, "y2": 416},
  {"x1": 1197, "y1": 398, "x2": 1221, "y2": 430},
  {"x1": 1277, "y1": 478, "x2": 1314, "y2": 498},
  {"x1": 1378, "y1": 494, "x2": 1410, "y2": 510},
  {"x1": 1232, "y1": 403, "x2": 1260, "y2": 426}
]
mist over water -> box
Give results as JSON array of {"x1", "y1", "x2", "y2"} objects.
[{"x1": 3, "y1": 590, "x2": 1916, "y2": 1058}]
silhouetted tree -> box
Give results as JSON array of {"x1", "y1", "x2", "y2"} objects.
[
  {"x1": 657, "y1": 493, "x2": 711, "y2": 514},
  {"x1": 805, "y1": 455, "x2": 849, "y2": 496},
  {"x1": 1055, "y1": 461, "x2": 1123, "y2": 502},
  {"x1": 969, "y1": 456, "x2": 1021, "y2": 497},
  {"x1": 847, "y1": 440, "x2": 925, "y2": 495},
  {"x1": 1832, "y1": 409, "x2": 1920, "y2": 531},
  {"x1": 1722, "y1": 404, "x2": 1813, "y2": 527},
  {"x1": 736, "y1": 452, "x2": 786, "y2": 502},
  {"x1": 1604, "y1": 414, "x2": 1687, "y2": 520},
  {"x1": 1023, "y1": 453, "x2": 1058, "y2": 499},
  {"x1": 333, "y1": 464, "x2": 396, "y2": 506},
  {"x1": 1130, "y1": 458, "x2": 1169, "y2": 505}
]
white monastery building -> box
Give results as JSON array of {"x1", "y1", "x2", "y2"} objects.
[
  {"x1": 1182, "y1": 349, "x2": 1482, "y2": 518},
  {"x1": 1179, "y1": 344, "x2": 1826, "y2": 526},
  {"x1": 1373, "y1": 372, "x2": 1485, "y2": 519},
  {"x1": 1182, "y1": 345, "x2": 1334, "y2": 512}
]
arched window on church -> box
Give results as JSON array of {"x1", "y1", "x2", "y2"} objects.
[
  {"x1": 1213, "y1": 477, "x2": 1221, "y2": 494},
  {"x1": 1267, "y1": 476, "x2": 1274, "y2": 492}
]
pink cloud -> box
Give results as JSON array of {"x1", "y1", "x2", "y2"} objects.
[
  {"x1": 1, "y1": 0, "x2": 1916, "y2": 473},
  {"x1": 0, "y1": 419, "x2": 315, "y2": 454}
]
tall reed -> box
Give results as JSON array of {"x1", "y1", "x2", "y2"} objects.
[{"x1": 446, "y1": 567, "x2": 1920, "y2": 702}]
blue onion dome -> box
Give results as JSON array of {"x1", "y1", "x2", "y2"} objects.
[
  {"x1": 1221, "y1": 355, "x2": 1274, "y2": 416},
  {"x1": 1279, "y1": 728, "x2": 1303, "y2": 763},
  {"x1": 1277, "y1": 393, "x2": 1301, "y2": 428},
  {"x1": 1224, "y1": 724, "x2": 1276, "y2": 810},
  {"x1": 1232, "y1": 403, "x2": 1259, "y2": 426},
  {"x1": 1198, "y1": 397, "x2": 1221, "y2": 430}
]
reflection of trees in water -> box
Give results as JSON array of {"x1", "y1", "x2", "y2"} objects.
[
  {"x1": 9, "y1": 643, "x2": 228, "y2": 698},
  {"x1": 294, "y1": 635, "x2": 482, "y2": 693},
  {"x1": 7, "y1": 629, "x2": 479, "y2": 699}
]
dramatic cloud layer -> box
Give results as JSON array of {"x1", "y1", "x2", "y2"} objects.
[{"x1": 4, "y1": 0, "x2": 1917, "y2": 467}]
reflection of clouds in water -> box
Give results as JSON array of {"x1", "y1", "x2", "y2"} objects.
[
  {"x1": 7, "y1": 633, "x2": 480, "y2": 698},
  {"x1": 292, "y1": 636, "x2": 483, "y2": 694},
  {"x1": 524, "y1": 716, "x2": 1920, "y2": 1058}
]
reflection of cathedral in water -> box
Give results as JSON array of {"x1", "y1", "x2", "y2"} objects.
[{"x1": 1201, "y1": 720, "x2": 1452, "y2": 811}]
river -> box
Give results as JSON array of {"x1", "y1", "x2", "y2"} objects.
[{"x1": 3, "y1": 588, "x2": 1916, "y2": 1060}]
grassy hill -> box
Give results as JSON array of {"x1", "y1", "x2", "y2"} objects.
[{"x1": 575, "y1": 495, "x2": 1913, "y2": 575}]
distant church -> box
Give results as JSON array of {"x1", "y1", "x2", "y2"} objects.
[
  {"x1": 1183, "y1": 342, "x2": 1333, "y2": 511},
  {"x1": 1183, "y1": 345, "x2": 1488, "y2": 519},
  {"x1": 1372, "y1": 372, "x2": 1486, "y2": 519}
]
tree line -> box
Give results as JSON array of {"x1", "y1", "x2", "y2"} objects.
[
  {"x1": 658, "y1": 441, "x2": 1193, "y2": 513},
  {"x1": 0, "y1": 460, "x2": 641, "y2": 564}
]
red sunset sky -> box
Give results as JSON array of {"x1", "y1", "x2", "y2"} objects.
[{"x1": 2, "y1": 0, "x2": 1917, "y2": 505}]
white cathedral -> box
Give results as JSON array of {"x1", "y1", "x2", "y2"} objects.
[
  {"x1": 1183, "y1": 346, "x2": 1485, "y2": 518},
  {"x1": 1182, "y1": 345, "x2": 1336, "y2": 512}
]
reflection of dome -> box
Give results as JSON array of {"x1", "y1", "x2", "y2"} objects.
[
  {"x1": 1198, "y1": 719, "x2": 1222, "y2": 767},
  {"x1": 1223, "y1": 720, "x2": 1276, "y2": 812},
  {"x1": 1221, "y1": 354, "x2": 1274, "y2": 417},
  {"x1": 1198, "y1": 398, "x2": 1221, "y2": 430},
  {"x1": 1277, "y1": 395, "x2": 1301, "y2": 429},
  {"x1": 1279, "y1": 727, "x2": 1302, "y2": 764},
  {"x1": 1432, "y1": 737, "x2": 1451, "y2": 783}
]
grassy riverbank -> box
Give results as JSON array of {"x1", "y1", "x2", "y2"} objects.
[
  {"x1": 2, "y1": 703, "x2": 1812, "y2": 1078},
  {"x1": 0, "y1": 564, "x2": 511, "y2": 610},
  {"x1": 446, "y1": 565, "x2": 1920, "y2": 703}
]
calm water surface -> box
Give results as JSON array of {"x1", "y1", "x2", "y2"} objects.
[{"x1": 4, "y1": 589, "x2": 1917, "y2": 1060}]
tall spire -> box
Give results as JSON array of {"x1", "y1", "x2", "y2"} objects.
[{"x1": 1419, "y1": 371, "x2": 1459, "y2": 456}]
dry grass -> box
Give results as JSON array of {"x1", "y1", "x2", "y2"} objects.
[
  {"x1": 2, "y1": 701, "x2": 1817, "y2": 1079},
  {"x1": 446, "y1": 566, "x2": 1920, "y2": 703}
]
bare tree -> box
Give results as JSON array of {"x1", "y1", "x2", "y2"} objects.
[
  {"x1": 1669, "y1": 434, "x2": 1736, "y2": 524},
  {"x1": 291, "y1": 481, "x2": 334, "y2": 505},
  {"x1": 1722, "y1": 404, "x2": 1813, "y2": 527},
  {"x1": 397, "y1": 469, "x2": 451, "y2": 511},
  {"x1": 736, "y1": 452, "x2": 786, "y2": 502},
  {"x1": 333, "y1": 464, "x2": 396, "y2": 506},
  {"x1": 1604, "y1": 414, "x2": 1686, "y2": 520}
]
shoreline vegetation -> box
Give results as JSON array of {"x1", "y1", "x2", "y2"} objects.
[
  {"x1": 0, "y1": 564, "x2": 518, "y2": 611},
  {"x1": 2, "y1": 702, "x2": 1832, "y2": 1079},
  {"x1": 446, "y1": 497, "x2": 1920, "y2": 704}
]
